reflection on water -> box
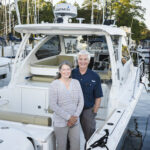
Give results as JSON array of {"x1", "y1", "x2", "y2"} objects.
[
  {"x1": 121, "y1": 116, "x2": 150, "y2": 150},
  {"x1": 121, "y1": 90, "x2": 150, "y2": 150}
]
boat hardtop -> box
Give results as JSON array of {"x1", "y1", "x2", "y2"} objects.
[{"x1": 15, "y1": 23, "x2": 126, "y2": 36}]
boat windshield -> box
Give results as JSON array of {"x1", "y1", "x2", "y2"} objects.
[
  {"x1": 35, "y1": 36, "x2": 61, "y2": 60},
  {"x1": 64, "y1": 35, "x2": 108, "y2": 54}
]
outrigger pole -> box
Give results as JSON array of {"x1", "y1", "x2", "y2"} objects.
[
  {"x1": 14, "y1": 0, "x2": 23, "y2": 38},
  {"x1": 14, "y1": 0, "x2": 21, "y2": 25}
]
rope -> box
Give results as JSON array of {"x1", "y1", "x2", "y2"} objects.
[{"x1": 87, "y1": 129, "x2": 109, "y2": 150}]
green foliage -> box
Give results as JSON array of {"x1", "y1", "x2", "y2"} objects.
[
  {"x1": 57, "y1": 0, "x2": 67, "y2": 4},
  {"x1": 39, "y1": 1, "x2": 53, "y2": 23},
  {"x1": 114, "y1": 0, "x2": 145, "y2": 26},
  {"x1": 12, "y1": 0, "x2": 54, "y2": 24},
  {"x1": 81, "y1": 0, "x2": 102, "y2": 24},
  {"x1": 73, "y1": 1, "x2": 80, "y2": 9},
  {"x1": 82, "y1": 0, "x2": 100, "y2": 10},
  {"x1": 77, "y1": 9, "x2": 91, "y2": 23},
  {"x1": 132, "y1": 19, "x2": 147, "y2": 43},
  {"x1": 144, "y1": 30, "x2": 150, "y2": 39}
]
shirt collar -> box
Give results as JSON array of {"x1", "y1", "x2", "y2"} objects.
[{"x1": 77, "y1": 68, "x2": 89, "y2": 76}]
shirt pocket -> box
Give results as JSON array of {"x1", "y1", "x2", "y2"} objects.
[{"x1": 84, "y1": 81, "x2": 96, "y2": 95}]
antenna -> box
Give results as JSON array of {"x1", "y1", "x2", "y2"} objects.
[
  {"x1": 76, "y1": 18, "x2": 85, "y2": 24},
  {"x1": 54, "y1": 3, "x2": 77, "y2": 23}
]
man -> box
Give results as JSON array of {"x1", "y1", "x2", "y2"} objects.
[{"x1": 72, "y1": 50, "x2": 103, "y2": 142}]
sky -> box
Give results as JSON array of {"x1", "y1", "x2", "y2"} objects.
[
  {"x1": 141, "y1": 0, "x2": 150, "y2": 29},
  {"x1": 52, "y1": 0, "x2": 150, "y2": 29}
]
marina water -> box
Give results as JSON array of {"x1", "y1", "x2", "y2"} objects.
[{"x1": 120, "y1": 88, "x2": 150, "y2": 150}]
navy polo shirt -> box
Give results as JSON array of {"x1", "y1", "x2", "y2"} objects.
[{"x1": 72, "y1": 68, "x2": 103, "y2": 109}]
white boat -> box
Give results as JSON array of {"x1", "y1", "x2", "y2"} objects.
[
  {"x1": 0, "y1": 42, "x2": 32, "y2": 58},
  {"x1": 0, "y1": 3, "x2": 146, "y2": 150},
  {"x1": 137, "y1": 46, "x2": 150, "y2": 65},
  {"x1": 137, "y1": 39, "x2": 150, "y2": 91}
]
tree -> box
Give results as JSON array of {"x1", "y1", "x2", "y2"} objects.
[
  {"x1": 81, "y1": 0, "x2": 102, "y2": 24},
  {"x1": 12, "y1": 0, "x2": 54, "y2": 24},
  {"x1": 104, "y1": 0, "x2": 147, "y2": 42},
  {"x1": 82, "y1": 0, "x2": 100, "y2": 10},
  {"x1": 73, "y1": 1, "x2": 80, "y2": 10},
  {"x1": 132, "y1": 19, "x2": 147, "y2": 43},
  {"x1": 144, "y1": 29, "x2": 150, "y2": 40},
  {"x1": 112, "y1": 0, "x2": 144, "y2": 25},
  {"x1": 39, "y1": 0, "x2": 53, "y2": 23},
  {"x1": 57, "y1": 0, "x2": 67, "y2": 4}
]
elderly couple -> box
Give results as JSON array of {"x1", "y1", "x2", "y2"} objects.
[{"x1": 49, "y1": 50, "x2": 103, "y2": 150}]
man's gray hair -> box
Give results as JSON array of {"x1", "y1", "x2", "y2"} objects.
[{"x1": 77, "y1": 50, "x2": 91, "y2": 61}]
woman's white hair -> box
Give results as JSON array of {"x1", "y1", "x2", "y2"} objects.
[{"x1": 77, "y1": 50, "x2": 91, "y2": 61}]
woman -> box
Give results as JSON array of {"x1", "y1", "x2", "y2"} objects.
[{"x1": 49, "y1": 61, "x2": 84, "y2": 150}]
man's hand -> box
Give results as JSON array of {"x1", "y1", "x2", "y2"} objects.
[
  {"x1": 93, "y1": 98, "x2": 101, "y2": 113},
  {"x1": 67, "y1": 116, "x2": 77, "y2": 127},
  {"x1": 93, "y1": 105, "x2": 99, "y2": 113}
]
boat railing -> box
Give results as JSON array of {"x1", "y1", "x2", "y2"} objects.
[{"x1": 132, "y1": 60, "x2": 145, "y2": 99}]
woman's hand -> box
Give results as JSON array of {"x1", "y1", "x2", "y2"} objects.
[{"x1": 67, "y1": 116, "x2": 77, "y2": 127}]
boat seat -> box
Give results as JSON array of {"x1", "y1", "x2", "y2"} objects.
[
  {"x1": 31, "y1": 75, "x2": 55, "y2": 82},
  {"x1": 30, "y1": 55, "x2": 75, "y2": 77},
  {"x1": 98, "y1": 69, "x2": 111, "y2": 81},
  {"x1": 0, "y1": 110, "x2": 52, "y2": 126}
]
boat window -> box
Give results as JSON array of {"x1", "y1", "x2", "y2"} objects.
[
  {"x1": 88, "y1": 35, "x2": 108, "y2": 53},
  {"x1": 64, "y1": 36, "x2": 79, "y2": 54},
  {"x1": 63, "y1": 35, "x2": 108, "y2": 54},
  {"x1": 111, "y1": 35, "x2": 120, "y2": 61},
  {"x1": 111, "y1": 35, "x2": 119, "y2": 50},
  {"x1": 86, "y1": 36, "x2": 111, "y2": 81},
  {"x1": 35, "y1": 36, "x2": 61, "y2": 60},
  {"x1": 121, "y1": 45, "x2": 130, "y2": 65},
  {"x1": 140, "y1": 40, "x2": 150, "y2": 49}
]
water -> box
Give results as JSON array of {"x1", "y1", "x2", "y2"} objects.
[{"x1": 121, "y1": 89, "x2": 150, "y2": 150}]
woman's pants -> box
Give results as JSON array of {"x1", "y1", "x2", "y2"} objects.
[{"x1": 54, "y1": 124, "x2": 80, "y2": 150}]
